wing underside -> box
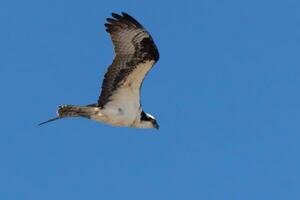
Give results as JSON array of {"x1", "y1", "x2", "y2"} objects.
[{"x1": 97, "y1": 12, "x2": 159, "y2": 110}]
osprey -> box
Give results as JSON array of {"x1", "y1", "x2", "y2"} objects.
[{"x1": 39, "y1": 12, "x2": 160, "y2": 129}]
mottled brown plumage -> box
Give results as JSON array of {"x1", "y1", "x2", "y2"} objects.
[
  {"x1": 98, "y1": 12, "x2": 159, "y2": 108},
  {"x1": 39, "y1": 12, "x2": 160, "y2": 129}
]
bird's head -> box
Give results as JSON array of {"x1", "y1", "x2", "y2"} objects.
[{"x1": 137, "y1": 111, "x2": 159, "y2": 129}]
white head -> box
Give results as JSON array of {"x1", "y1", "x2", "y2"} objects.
[{"x1": 134, "y1": 111, "x2": 159, "y2": 129}]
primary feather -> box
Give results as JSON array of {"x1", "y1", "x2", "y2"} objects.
[{"x1": 39, "y1": 12, "x2": 160, "y2": 129}]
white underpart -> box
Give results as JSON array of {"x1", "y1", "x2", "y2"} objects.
[{"x1": 90, "y1": 60, "x2": 155, "y2": 127}]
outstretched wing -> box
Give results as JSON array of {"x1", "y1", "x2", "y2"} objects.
[{"x1": 98, "y1": 12, "x2": 159, "y2": 113}]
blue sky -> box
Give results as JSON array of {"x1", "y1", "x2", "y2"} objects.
[{"x1": 1, "y1": 0, "x2": 300, "y2": 199}]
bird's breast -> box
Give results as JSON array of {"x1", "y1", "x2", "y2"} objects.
[{"x1": 90, "y1": 106, "x2": 138, "y2": 127}]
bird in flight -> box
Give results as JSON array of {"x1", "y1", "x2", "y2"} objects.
[{"x1": 39, "y1": 12, "x2": 160, "y2": 129}]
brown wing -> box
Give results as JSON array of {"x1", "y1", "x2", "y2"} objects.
[{"x1": 97, "y1": 12, "x2": 159, "y2": 108}]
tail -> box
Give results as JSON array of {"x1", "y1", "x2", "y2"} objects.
[{"x1": 38, "y1": 105, "x2": 96, "y2": 126}]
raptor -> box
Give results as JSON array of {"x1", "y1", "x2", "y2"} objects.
[{"x1": 39, "y1": 12, "x2": 160, "y2": 129}]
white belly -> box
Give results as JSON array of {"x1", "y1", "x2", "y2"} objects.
[
  {"x1": 91, "y1": 60, "x2": 155, "y2": 127},
  {"x1": 89, "y1": 105, "x2": 139, "y2": 127}
]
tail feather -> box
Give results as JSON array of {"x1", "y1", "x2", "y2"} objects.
[
  {"x1": 38, "y1": 105, "x2": 96, "y2": 126},
  {"x1": 57, "y1": 105, "x2": 82, "y2": 118}
]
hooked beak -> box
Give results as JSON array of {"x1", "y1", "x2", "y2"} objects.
[{"x1": 154, "y1": 123, "x2": 159, "y2": 130}]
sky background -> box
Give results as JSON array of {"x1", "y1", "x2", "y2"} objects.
[{"x1": 1, "y1": 0, "x2": 300, "y2": 199}]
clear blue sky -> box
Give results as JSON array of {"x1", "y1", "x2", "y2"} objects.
[{"x1": 1, "y1": 0, "x2": 300, "y2": 199}]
